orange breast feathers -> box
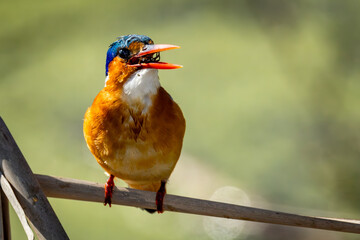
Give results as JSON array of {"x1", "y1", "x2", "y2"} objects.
[{"x1": 83, "y1": 84, "x2": 185, "y2": 192}]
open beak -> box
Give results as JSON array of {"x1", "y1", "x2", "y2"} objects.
[{"x1": 128, "y1": 44, "x2": 182, "y2": 70}]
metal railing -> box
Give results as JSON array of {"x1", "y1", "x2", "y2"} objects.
[{"x1": 0, "y1": 117, "x2": 359, "y2": 240}]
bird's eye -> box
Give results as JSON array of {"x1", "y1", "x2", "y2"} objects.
[{"x1": 118, "y1": 48, "x2": 131, "y2": 59}]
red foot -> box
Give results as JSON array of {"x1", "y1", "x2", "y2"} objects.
[
  {"x1": 156, "y1": 180, "x2": 167, "y2": 213},
  {"x1": 104, "y1": 175, "x2": 115, "y2": 207}
]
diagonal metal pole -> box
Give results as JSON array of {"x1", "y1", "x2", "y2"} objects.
[
  {"x1": 1, "y1": 172, "x2": 34, "y2": 239},
  {"x1": 1, "y1": 187, "x2": 11, "y2": 240},
  {"x1": 0, "y1": 117, "x2": 68, "y2": 240},
  {"x1": 0, "y1": 189, "x2": 3, "y2": 240}
]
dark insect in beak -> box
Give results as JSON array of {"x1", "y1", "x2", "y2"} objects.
[
  {"x1": 128, "y1": 52, "x2": 160, "y2": 65},
  {"x1": 128, "y1": 44, "x2": 182, "y2": 69}
]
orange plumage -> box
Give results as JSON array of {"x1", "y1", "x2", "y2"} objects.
[{"x1": 83, "y1": 35, "x2": 185, "y2": 212}]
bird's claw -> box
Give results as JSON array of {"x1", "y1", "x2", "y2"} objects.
[
  {"x1": 104, "y1": 175, "x2": 115, "y2": 207},
  {"x1": 156, "y1": 180, "x2": 167, "y2": 213}
]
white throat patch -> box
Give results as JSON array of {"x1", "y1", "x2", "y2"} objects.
[
  {"x1": 122, "y1": 69, "x2": 160, "y2": 112},
  {"x1": 104, "y1": 75, "x2": 109, "y2": 86}
]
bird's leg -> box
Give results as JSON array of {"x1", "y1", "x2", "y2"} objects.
[
  {"x1": 156, "y1": 180, "x2": 167, "y2": 213},
  {"x1": 104, "y1": 174, "x2": 115, "y2": 207}
]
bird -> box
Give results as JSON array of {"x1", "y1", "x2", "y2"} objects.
[{"x1": 83, "y1": 34, "x2": 185, "y2": 213}]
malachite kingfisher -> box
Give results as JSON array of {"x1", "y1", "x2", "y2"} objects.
[{"x1": 83, "y1": 34, "x2": 185, "y2": 213}]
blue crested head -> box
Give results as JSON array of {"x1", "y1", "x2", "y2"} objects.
[{"x1": 105, "y1": 34, "x2": 153, "y2": 76}]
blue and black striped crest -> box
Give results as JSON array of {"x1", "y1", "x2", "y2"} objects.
[{"x1": 105, "y1": 35, "x2": 153, "y2": 76}]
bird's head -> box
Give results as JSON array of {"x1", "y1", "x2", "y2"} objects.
[{"x1": 105, "y1": 34, "x2": 181, "y2": 85}]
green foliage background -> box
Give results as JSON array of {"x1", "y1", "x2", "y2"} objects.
[{"x1": 1, "y1": 0, "x2": 360, "y2": 239}]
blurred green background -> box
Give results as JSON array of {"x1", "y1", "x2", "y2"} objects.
[{"x1": 1, "y1": 0, "x2": 360, "y2": 239}]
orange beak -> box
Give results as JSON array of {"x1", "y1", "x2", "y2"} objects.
[{"x1": 128, "y1": 44, "x2": 182, "y2": 70}]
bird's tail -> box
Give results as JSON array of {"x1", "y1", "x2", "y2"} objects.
[
  {"x1": 125, "y1": 180, "x2": 166, "y2": 214},
  {"x1": 143, "y1": 208, "x2": 156, "y2": 214}
]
